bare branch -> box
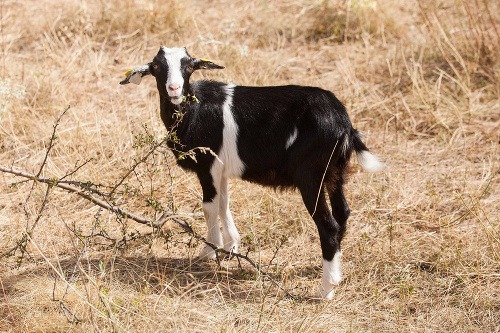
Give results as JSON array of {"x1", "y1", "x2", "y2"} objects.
[
  {"x1": 110, "y1": 137, "x2": 167, "y2": 195},
  {"x1": 0, "y1": 164, "x2": 296, "y2": 299},
  {"x1": 0, "y1": 165, "x2": 154, "y2": 227},
  {"x1": 56, "y1": 180, "x2": 112, "y2": 197},
  {"x1": 4, "y1": 183, "x2": 53, "y2": 263},
  {"x1": 59, "y1": 158, "x2": 95, "y2": 182},
  {"x1": 36, "y1": 106, "x2": 70, "y2": 178}
]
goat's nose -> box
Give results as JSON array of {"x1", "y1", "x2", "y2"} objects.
[{"x1": 168, "y1": 84, "x2": 180, "y2": 91}]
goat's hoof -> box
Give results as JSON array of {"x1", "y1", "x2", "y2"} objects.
[
  {"x1": 198, "y1": 245, "x2": 218, "y2": 261},
  {"x1": 317, "y1": 285, "x2": 335, "y2": 300},
  {"x1": 223, "y1": 243, "x2": 239, "y2": 256}
]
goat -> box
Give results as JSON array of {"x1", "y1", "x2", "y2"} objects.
[{"x1": 120, "y1": 46, "x2": 383, "y2": 299}]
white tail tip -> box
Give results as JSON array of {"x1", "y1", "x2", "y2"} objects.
[{"x1": 357, "y1": 150, "x2": 384, "y2": 172}]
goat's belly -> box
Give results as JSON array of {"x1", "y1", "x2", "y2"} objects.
[{"x1": 241, "y1": 168, "x2": 294, "y2": 188}]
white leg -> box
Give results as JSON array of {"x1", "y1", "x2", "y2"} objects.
[
  {"x1": 318, "y1": 251, "x2": 342, "y2": 300},
  {"x1": 198, "y1": 164, "x2": 224, "y2": 260},
  {"x1": 218, "y1": 175, "x2": 240, "y2": 253},
  {"x1": 198, "y1": 200, "x2": 223, "y2": 260}
]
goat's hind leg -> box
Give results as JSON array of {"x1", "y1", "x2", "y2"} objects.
[
  {"x1": 327, "y1": 177, "x2": 350, "y2": 273},
  {"x1": 322, "y1": 174, "x2": 351, "y2": 279},
  {"x1": 297, "y1": 179, "x2": 342, "y2": 300}
]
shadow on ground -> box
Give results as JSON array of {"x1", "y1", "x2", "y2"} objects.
[{"x1": 2, "y1": 254, "x2": 319, "y2": 301}]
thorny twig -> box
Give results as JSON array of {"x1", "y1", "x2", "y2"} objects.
[
  {"x1": 36, "y1": 106, "x2": 70, "y2": 178},
  {"x1": 9, "y1": 107, "x2": 69, "y2": 263},
  {"x1": 110, "y1": 135, "x2": 167, "y2": 196},
  {"x1": 268, "y1": 235, "x2": 288, "y2": 269},
  {"x1": 51, "y1": 210, "x2": 105, "y2": 325},
  {"x1": 59, "y1": 158, "x2": 95, "y2": 182},
  {"x1": 3, "y1": 183, "x2": 53, "y2": 263},
  {"x1": 0, "y1": 166, "x2": 161, "y2": 230},
  {"x1": 56, "y1": 179, "x2": 112, "y2": 197}
]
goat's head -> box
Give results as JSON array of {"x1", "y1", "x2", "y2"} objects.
[{"x1": 120, "y1": 47, "x2": 224, "y2": 105}]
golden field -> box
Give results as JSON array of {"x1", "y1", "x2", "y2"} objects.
[{"x1": 0, "y1": 0, "x2": 498, "y2": 331}]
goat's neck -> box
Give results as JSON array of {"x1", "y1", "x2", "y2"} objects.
[
  {"x1": 159, "y1": 86, "x2": 195, "y2": 130},
  {"x1": 159, "y1": 97, "x2": 181, "y2": 130}
]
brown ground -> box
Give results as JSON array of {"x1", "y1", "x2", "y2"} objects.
[{"x1": 0, "y1": 0, "x2": 498, "y2": 332}]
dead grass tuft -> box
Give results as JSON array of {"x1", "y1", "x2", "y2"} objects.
[{"x1": 304, "y1": 0, "x2": 400, "y2": 43}]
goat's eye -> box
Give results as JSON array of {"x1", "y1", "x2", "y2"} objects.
[{"x1": 152, "y1": 64, "x2": 159, "y2": 71}]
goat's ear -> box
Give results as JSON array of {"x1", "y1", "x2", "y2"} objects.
[
  {"x1": 120, "y1": 63, "x2": 152, "y2": 85},
  {"x1": 193, "y1": 58, "x2": 224, "y2": 70}
]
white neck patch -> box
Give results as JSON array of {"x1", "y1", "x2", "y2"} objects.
[{"x1": 161, "y1": 47, "x2": 189, "y2": 102}]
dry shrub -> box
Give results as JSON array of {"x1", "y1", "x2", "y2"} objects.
[
  {"x1": 237, "y1": 0, "x2": 401, "y2": 49},
  {"x1": 418, "y1": 0, "x2": 499, "y2": 93},
  {"x1": 42, "y1": 0, "x2": 186, "y2": 46},
  {"x1": 304, "y1": 0, "x2": 400, "y2": 43},
  {"x1": 410, "y1": 0, "x2": 500, "y2": 138},
  {"x1": 350, "y1": 0, "x2": 499, "y2": 141}
]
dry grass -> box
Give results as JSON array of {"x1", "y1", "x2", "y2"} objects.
[{"x1": 1, "y1": 0, "x2": 499, "y2": 331}]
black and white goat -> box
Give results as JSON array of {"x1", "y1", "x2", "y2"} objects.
[{"x1": 120, "y1": 47, "x2": 383, "y2": 299}]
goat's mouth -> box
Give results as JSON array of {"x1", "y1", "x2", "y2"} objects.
[
  {"x1": 170, "y1": 95, "x2": 183, "y2": 105},
  {"x1": 167, "y1": 87, "x2": 183, "y2": 105}
]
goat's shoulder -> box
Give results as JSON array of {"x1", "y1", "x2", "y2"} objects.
[{"x1": 191, "y1": 80, "x2": 231, "y2": 105}]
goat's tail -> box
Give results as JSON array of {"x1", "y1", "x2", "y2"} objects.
[{"x1": 350, "y1": 129, "x2": 384, "y2": 172}]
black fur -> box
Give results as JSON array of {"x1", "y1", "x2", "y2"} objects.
[{"x1": 123, "y1": 47, "x2": 378, "y2": 265}]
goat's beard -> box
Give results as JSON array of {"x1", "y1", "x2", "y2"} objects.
[{"x1": 170, "y1": 95, "x2": 183, "y2": 105}]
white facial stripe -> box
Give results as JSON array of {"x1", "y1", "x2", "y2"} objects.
[{"x1": 161, "y1": 47, "x2": 188, "y2": 98}]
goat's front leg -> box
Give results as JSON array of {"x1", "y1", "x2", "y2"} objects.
[
  {"x1": 198, "y1": 171, "x2": 223, "y2": 260},
  {"x1": 218, "y1": 175, "x2": 240, "y2": 254}
]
